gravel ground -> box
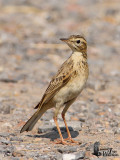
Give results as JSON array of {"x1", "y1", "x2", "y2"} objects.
[{"x1": 0, "y1": 0, "x2": 120, "y2": 160}]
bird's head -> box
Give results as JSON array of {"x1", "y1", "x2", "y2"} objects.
[{"x1": 60, "y1": 35, "x2": 87, "y2": 52}]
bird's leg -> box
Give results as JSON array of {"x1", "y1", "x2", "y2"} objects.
[
  {"x1": 62, "y1": 98, "x2": 78, "y2": 143},
  {"x1": 53, "y1": 116, "x2": 68, "y2": 145},
  {"x1": 61, "y1": 113, "x2": 78, "y2": 143},
  {"x1": 52, "y1": 103, "x2": 69, "y2": 145}
]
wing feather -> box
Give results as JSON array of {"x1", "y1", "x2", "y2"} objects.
[{"x1": 34, "y1": 58, "x2": 73, "y2": 109}]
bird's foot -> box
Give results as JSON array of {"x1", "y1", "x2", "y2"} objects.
[
  {"x1": 64, "y1": 137, "x2": 80, "y2": 144},
  {"x1": 52, "y1": 139, "x2": 69, "y2": 145}
]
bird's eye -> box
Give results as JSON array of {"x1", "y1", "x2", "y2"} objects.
[{"x1": 76, "y1": 40, "x2": 80, "y2": 44}]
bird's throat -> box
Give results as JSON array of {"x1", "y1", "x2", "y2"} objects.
[{"x1": 73, "y1": 51, "x2": 87, "y2": 60}]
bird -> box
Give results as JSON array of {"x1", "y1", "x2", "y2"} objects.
[{"x1": 20, "y1": 35, "x2": 89, "y2": 145}]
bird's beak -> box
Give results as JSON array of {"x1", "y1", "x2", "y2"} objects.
[{"x1": 60, "y1": 38, "x2": 69, "y2": 42}]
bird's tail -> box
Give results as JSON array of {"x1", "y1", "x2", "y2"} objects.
[{"x1": 20, "y1": 107, "x2": 46, "y2": 133}]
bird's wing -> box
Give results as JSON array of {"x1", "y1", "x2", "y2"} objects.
[{"x1": 34, "y1": 58, "x2": 74, "y2": 109}]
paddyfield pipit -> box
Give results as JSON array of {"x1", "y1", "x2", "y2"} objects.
[{"x1": 20, "y1": 35, "x2": 89, "y2": 145}]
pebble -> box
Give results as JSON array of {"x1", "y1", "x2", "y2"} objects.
[
  {"x1": 62, "y1": 151, "x2": 85, "y2": 160},
  {"x1": 10, "y1": 137, "x2": 23, "y2": 142},
  {"x1": 4, "y1": 146, "x2": 14, "y2": 156},
  {"x1": 2, "y1": 122, "x2": 12, "y2": 128},
  {"x1": 1, "y1": 139, "x2": 11, "y2": 145},
  {"x1": 0, "y1": 103, "x2": 11, "y2": 114},
  {"x1": 75, "y1": 151, "x2": 85, "y2": 159},
  {"x1": 115, "y1": 140, "x2": 120, "y2": 143},
  {"x1": 12, "y1": 151, "x2": 24, "y2": 157},
  {"x1": 80, "y1": 143, "x2": 87, "y2": 148},
  {"x1": 11, "y1": 158, "x2": 20, "y2": 160},
  {"x1": 38, "y1": 125, "x2": 54, "y2": 133},
  {"x1": 0, "y1": 133, "x2": 10, "y2": 137},
  {"x1": 79, "y1": 118, "x2": 85, "y2": 122},
  {"x1": 63, "y1": 153, "x2": 76, "y2": 160},
  {"x1": 56, "y1": 153, "x2": 63, "y2": 160},
  {"x1": 97, "y1": 97, "x2": 109, "y2": 104},
  {"x1": 114, "y1": 128, "x2": 120, "y2": 134},
  {"x1": 58, "y1": 146, "x2": 77, "y2": 153}
]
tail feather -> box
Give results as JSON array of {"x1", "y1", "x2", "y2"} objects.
[
  {"x1": 34, "y1": 102, "x2": 40, "y2": 109},
  {"x1": 20, "y1": 107, "x2": 46, "y2": 133}
]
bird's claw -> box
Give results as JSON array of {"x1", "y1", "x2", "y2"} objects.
[
  {"x1": 64, "y1": 137, "x2": 80, "y2": 144},
  {"x1": 52, "y1": 139, "x2": 69, "y2": 145}
]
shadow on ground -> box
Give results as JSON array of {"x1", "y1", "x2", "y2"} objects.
[{"x1": 27, "y1": 127, "x2": 79, "y2": 141}]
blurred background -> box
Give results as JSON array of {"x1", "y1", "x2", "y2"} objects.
[{"x1": 0, "y1": 0, "x2": 120, "y2": 159}]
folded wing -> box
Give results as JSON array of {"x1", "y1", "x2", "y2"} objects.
[{"x1": 34, "y1": 58, "x2": 73, "y2": 109}]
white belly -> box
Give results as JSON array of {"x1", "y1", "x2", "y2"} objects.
[{"x1": 53, "y1": 76, "x2": 86, "y2": 104}]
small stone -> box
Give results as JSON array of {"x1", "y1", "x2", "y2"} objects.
[
  {"x1": 2, "y1": 122, "x2": 12, "y2": 129},
  {"x1": 97, "y1": 97, "x2": 109, "y2": 104},
  {"x1": 80, "y1": 143, "x2": 87, "y2": 148},
  {"x1": 79, "y1": 118, "x2": 85, "y2": 122},
  {"x1": 86, "y1": 143, "x2": 94, "y2": 152},
  {"x1": 38, "y1": 125, "x2": 54, "y2": 133},
  {"x1": 11, "y1": 158, "x2": 20, "y2": 160},
  {"x1": 75, "y1": 151, "x2": 85, "y2": 159},
  {"x1": 115, "y1": 140, "x2": 120, "y2": 143},
  {"x1": 1, "y1": 139, "x2": 11, "y2": 145},
  {"x1": 114, "y1": 128, "x2": 120, "y2": 134},
  {"x1": 4, "y1": 146, "x2": 14, "y2": 156},
  {"x1": 0, "y1": 103, "x2": 10, "y2": 114},
  {"x1": 63, "y1": 153, "x2": 76, "y2": 160},
  {"x1": 71, "y1": 121, "x2": 82, "y2": 131},
  {"x1": 90, "y1": 156, "x2": 100, "y2": 160},
  {"x1": 110, "y1": 121, "x2": 118, "y2": 127},
  {"x1": 12, "y1": 151, "x2": 24, "y2": 157},
  {"x1": 10, "y1": 137, "x2": 23, "y2": 142},
  {"x1": 20, "y1": 87, "x2": 28, "y2": 93},
  {"x1": 58, "y1": 146, "x2": 77, "y2": 153},
  {"x1": 56, "y1": 153, "x2": 62, "y2": 160},
  {"x1": 85, "y1": 151, "x2": 98, "y2": 160},
  {"x1": 0, "y1": 133, "x2": 10, "y2": 137},
  {"x1": 97, "y1": 127, "x2": 104, "y2": 132}
]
